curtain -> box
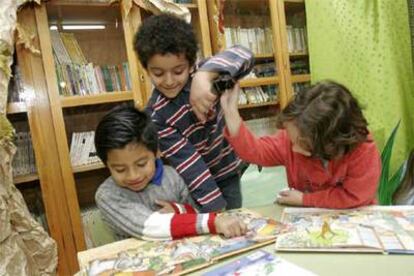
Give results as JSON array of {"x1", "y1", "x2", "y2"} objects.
[{"x1": 306, "y1": 0, "x2": 414, "y2": 170}]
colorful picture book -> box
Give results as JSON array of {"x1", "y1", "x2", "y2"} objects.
[
  {"x1": 77, "y1": 208, "x2": 288, "y2": 276},
  {"x1": 202, "y1": 249, "x2": 316, "y2": 276},
  {"x1": 275, "y1": 206, "x2": 414, "y2": 254}
]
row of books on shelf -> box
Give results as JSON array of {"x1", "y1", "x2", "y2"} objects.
[
  {"x1": 13, "y1": 132, "x2": 37, "y2": 177},
  {"x1": 55, "y1": 62, "x2": 131, "y2": 96},
  {"x1": 293, "y1": 82, "x2": 311, "y2": 95},
  {"x1": 70, "y1": 131, "x2": 101, "y2": 167},
  {"x1": 286, "y1": 25, "x2": 308, "y2": 53},
  {"x1": 50, "y1": 29, "x2": 131, "y2": 96},
  {"x1": 224, "y1": 27, "x2": 273, "y2": 55},
  {"x1": 254, "y1": 62, "x2": 277, "y2": 77},
  {"x1": 239, "y1": 85, "x2": 278, "y2": 105},
  {"x1": 290, "y1": 59, "x2": 310, "y2": 74}
]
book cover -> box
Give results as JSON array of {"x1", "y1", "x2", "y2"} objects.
[
  {"x1": 77, "y1": 208, "x2": 288, "y2": 276},
  {"x1": 275, "y1": 206, "x2": 414, "y2": 254}
]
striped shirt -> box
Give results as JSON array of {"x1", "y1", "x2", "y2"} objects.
[{"x1": 146, "y1": 45, "x2": 254, "y2": 212}]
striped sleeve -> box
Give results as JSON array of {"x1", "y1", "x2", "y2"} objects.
[
  {"x1": 143, "y1": 212, "x2": 217, "y2": 239},
  {"x1": 199, "y1": 45, "x2": 255, "y2": 79},
  {"x1": 156, "y1": 121, "x2": 227, "y2": 212},
  {"x1": 171, "y1": 202, "x2": 197, "y2": 214}
]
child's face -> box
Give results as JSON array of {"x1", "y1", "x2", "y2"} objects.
[
  {"x1": 106, "y1": 142, "x2": 156, "y2": 192},
  {"x1": 147, "y1": 53, "x2": 192, "y2": 99},
  {"x1": 284, "y1": 121, "x2": 312, "y2": 157}
]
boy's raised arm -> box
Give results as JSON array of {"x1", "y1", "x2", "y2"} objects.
[{"x1": 190, "y1": 45, "x2": 254, "y2": 122}]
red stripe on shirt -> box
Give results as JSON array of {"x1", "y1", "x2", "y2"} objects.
[{"x1": 170, "y1": 214, "x2": 198, "y2": 239}]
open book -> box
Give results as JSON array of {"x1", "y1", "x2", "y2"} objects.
[
  {"x1": 77, "y1": 208, "x2": 288, "y2": 276},
  {"x1": 202, "y1": 249, "x2": 316, "y2": 276},
  {"x1": 275, "y1": 206, "x2": 414, "y2": 253}
]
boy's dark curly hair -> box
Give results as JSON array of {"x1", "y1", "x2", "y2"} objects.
[
  {"x1": 277, "y1": 80, "x2": 369, "y2": 160},
  {"x1": 133, "y1": 14, "x2": 198, "y2": 68},
  {"x1": 94, "y1": 103, "x2": 158, "y2": 165}
]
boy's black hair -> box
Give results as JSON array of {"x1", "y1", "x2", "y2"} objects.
[
  {"x1": 133, "y1": 13, "x2": 198, "y2": 68},
  {"x1": 94, "y1": 104, "x2": 158, "y2": 164}
]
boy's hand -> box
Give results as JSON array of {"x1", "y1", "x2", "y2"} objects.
[
  {"x1": 275, "y1": 189, "x2": 304, "y2": 206},
  {"x1": 155, "y1": 200, "x2": 175, "y2": 213},
  {"x1": 190, "y1": 71, "x2": 218, "y2": 122},
  {"x1": 215, "y1": 215, "x2": 247, "y2": 238}
]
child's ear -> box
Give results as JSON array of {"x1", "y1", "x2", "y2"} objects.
[{"x1": 189, "y1": 65, "x2": 195, "y2": 74}]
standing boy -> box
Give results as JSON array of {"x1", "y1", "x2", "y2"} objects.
[
  {"x1": 134, "y1": 14, "x2": 254, "y2": 212},
  {"x1": 94, "y1": 105, "x2": 247, "y2": 240}
]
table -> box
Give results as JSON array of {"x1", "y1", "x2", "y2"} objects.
[
  {"x1": 77, "y1": 204, "x2": 414, "y2": 276},
  {"x1": 197, "y1": 204, "x2": 414, "y2": 276}
]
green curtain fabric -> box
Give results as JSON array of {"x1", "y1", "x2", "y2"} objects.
[{"x1": 306, "y1": 0, "x2": 414, "y2": 170}]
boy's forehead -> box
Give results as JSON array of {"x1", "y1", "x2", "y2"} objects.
[
  {"x1": 107, "y1": 142, "x2": 154, "y2": 163},
  {"x1": 147, "y1": 53, "x2": 189, "y2": 68}
]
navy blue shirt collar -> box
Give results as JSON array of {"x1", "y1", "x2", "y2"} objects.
[{"x1": 151, "y1": 158, "x2": 164, "y2": 186}]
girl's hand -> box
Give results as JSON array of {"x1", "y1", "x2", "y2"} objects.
[
  {"x1": 275, "y1": 189, "x2": 304, "y2": 206},
  {"x1": 220, "y1": 83, "x2": 240, "y2": 114},
  {"x1": 220, "y1": 83, "x2": 242, "y2": 137}
]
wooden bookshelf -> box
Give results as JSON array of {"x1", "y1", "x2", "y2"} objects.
[
  {"x1": 290, "y1": 51, "x2": 308, "y2": 57},
  {"x1": 284, "y1": 0, "x2": 304, "y2": 3},
  {"x1": 13, "y1": 173, "x2": 39, "y2": 185},
  {"x1": 255, "y1": 53, "x2": 275, "y2": 59},
  {"x1": 240, "y1": 76, "x2": 278, "y2": 88},
  {"x1": 46, "y1": 1, "x2": 112, "y2": 6},
  {"x1": 60, "y1": 91, "x2": 133, "y2": 108},
  {"x1": 6, "y1": 1, "x2": 215, "y2": 275},
  {"x1": 72, "y1": 162, "x2": 105, "y2": 174},
  {"x1": 292, "y1": 74, "x2": 311, "y2": 83},
  {"x1": 239, "y1": 100, "x2": 279, "y2": 110},
  {"x1": 179, "y1": 3, "x2": 198, "y2": 9}
]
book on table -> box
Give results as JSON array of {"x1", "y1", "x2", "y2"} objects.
[
  {"x1": 202, "y1": 249, "x2": 316, "y2": 276},
  {"x1": 274, "y1": 206, "x2": 414, "y2": 254},
  {"x1": 76, "y1": 208, "x2": 288, "y2": 276}
]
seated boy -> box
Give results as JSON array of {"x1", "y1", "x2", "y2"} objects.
[
  {"x1": 134, "y1": 14, "x2": 254, "y2": 212},
  {"x1": 94, "y1": 105, "x2": 247, "y2": 240}
]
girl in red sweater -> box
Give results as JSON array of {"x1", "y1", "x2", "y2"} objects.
[{"x1": 220, "y1": 80, "x2": 381, "y2": 209}]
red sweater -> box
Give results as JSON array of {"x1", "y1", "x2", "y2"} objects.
[{"x1": 225, "y1": 122, "x2": 381, "y2": 209}]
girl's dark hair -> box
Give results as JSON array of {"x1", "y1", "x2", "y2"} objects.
[
  {"x1": 133, "y1": 13, "x2": 198, "y2": 68},
  {"x1": 393, "y1": 149, "x2": 414, "y2": 204},
  {"x1": 277, "y1": 80, "x2": 369, "y2": 160},
  {"x1": 94, "y1": 104, "x2": 158, "y2": 164}
]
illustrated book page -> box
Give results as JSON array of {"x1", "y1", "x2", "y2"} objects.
[
  {"x1": 274, "y1": 206, "x2": 414, "y2": 253},
  {"x1": 77, "y1": 208, "x2": 288, "y2": 276},
  {"x1": 202, "y1": 249, "x2": 316, "y2": 276}
]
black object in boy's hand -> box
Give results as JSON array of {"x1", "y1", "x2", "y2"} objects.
[{"x1": 212, "y1": 74, "x2": 236, "y2": 96}]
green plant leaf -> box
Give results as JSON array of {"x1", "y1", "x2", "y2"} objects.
[{"x1": 377, "y1": 120, "x2": 401, "y2": 205}]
